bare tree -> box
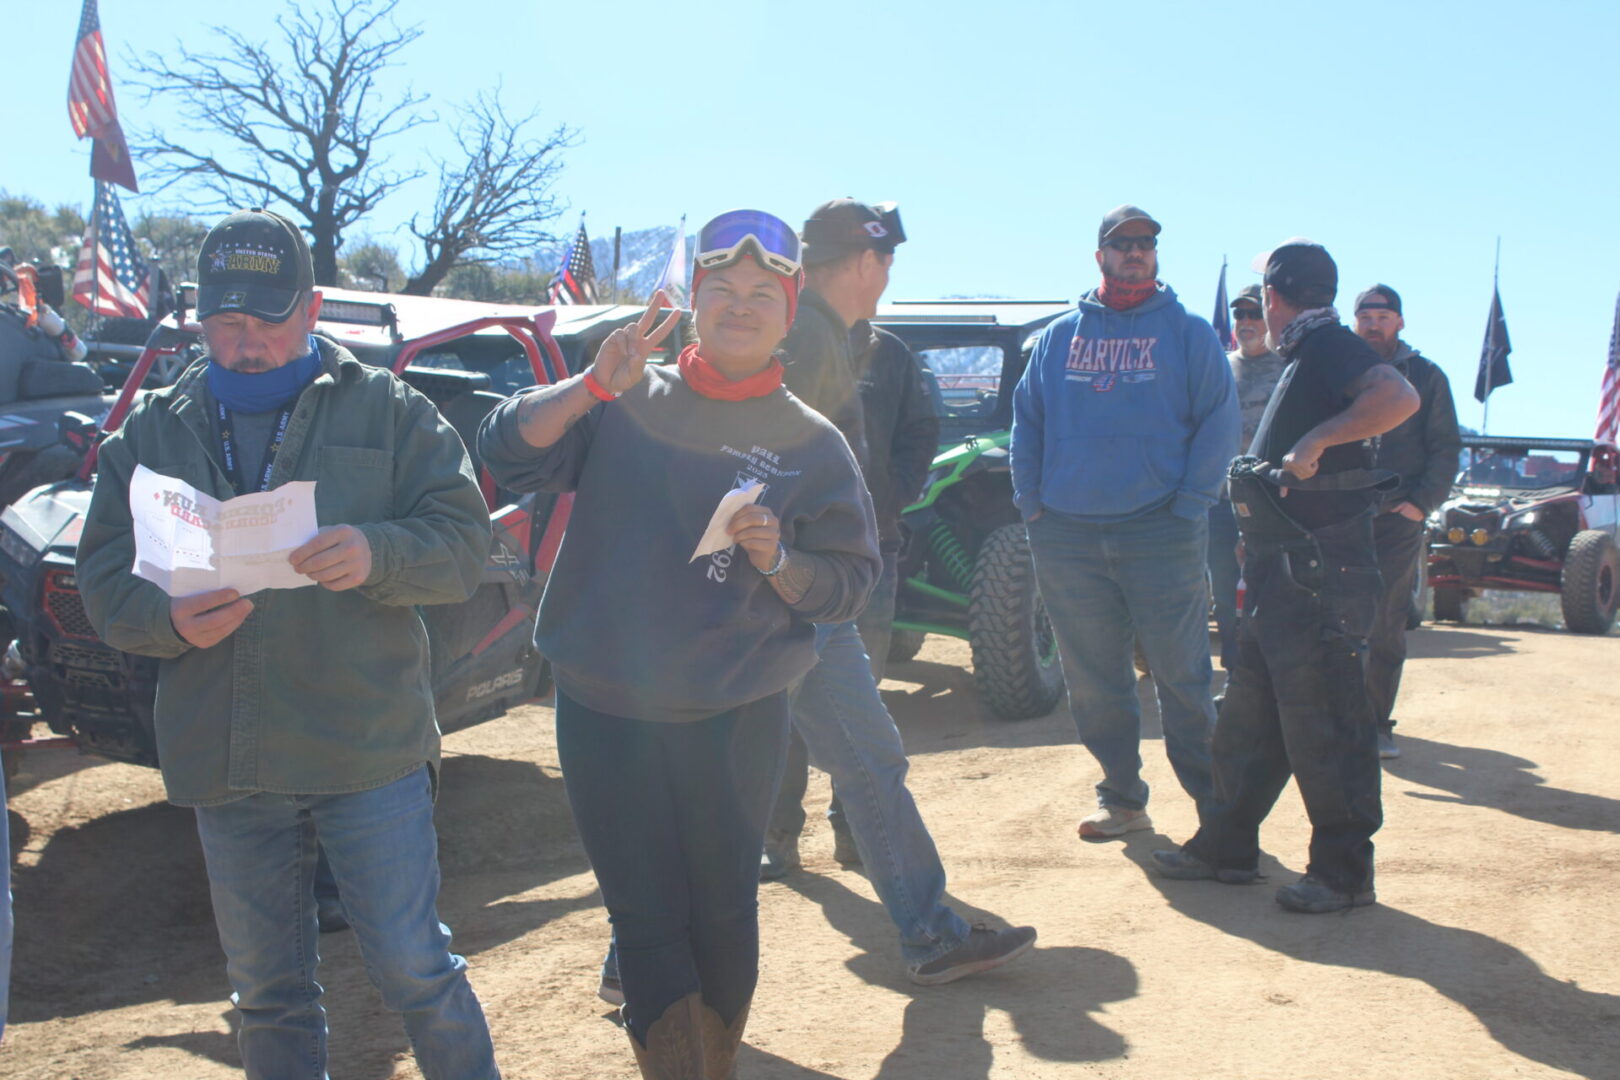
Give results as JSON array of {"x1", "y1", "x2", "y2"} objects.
[
  {"x1": 401, "y1": 91, "x2": 575, "y2": 296},
  {"x1": 128, "y1": 0, "x2": 429, "y2": 285}
]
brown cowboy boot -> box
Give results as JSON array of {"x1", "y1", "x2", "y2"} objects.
[
  {"x1": 698, "y1": 997, "x2": 752, "y2": 1080},
  {"x1": 626, "y1": 993, "x2": 706, "y2": 1080}
]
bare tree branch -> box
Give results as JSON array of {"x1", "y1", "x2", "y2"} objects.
[
  {"x1": 127, "y1": 0, "x2": 431, "y2": 285},
  {"x1": 401, "y1": 89, "x2": 576, "y2": 296}
]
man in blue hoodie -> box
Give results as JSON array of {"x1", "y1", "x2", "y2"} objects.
[{"x1": 1012, "y1": 205, "x2": 1240, "y2": 840}]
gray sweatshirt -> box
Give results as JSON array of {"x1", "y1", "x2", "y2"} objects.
[{"x1": 479, "y1": 365, "x2": 880, "y2": 723}]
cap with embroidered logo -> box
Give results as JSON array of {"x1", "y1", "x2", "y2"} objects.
[
  {"x1": 800, "y1": 199, "x2": 906, "y2": 266},
  {"x1": 196, "y1": 208, "x2": 316, "y2": 323}
]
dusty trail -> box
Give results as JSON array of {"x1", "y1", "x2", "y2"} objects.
[{"x1": 3, "y1": 624, "x2": 1617, "y2": 1079}]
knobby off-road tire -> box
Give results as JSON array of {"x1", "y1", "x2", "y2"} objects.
[
  {"x1": 887, "y1": 629, "x2": 926, "y2": 664},
  {"x1": 968, "y1": 524, "x2": 1064, "y2": 720},
  {"x1": 1433, "y1": 586, "x2": 1469, "y2": 623},
  {"x1": 1561, "y1": 529, "x2": 1620, "y2": 634}
]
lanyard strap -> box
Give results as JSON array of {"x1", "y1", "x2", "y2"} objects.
[{"x1": 217, "y1": 400, "x2": 295, "y2": 494}]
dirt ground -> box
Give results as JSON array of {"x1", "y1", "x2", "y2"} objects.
[{"x1": 3, "y1": 623, "x2": 1618, "y2": 1080}]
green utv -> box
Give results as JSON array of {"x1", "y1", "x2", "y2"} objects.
[{"x1": 873, "y1": 300, "x2": 1074, "y2": 720}]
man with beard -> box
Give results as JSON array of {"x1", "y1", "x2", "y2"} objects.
[
  {"x1": 1211, "y1": 284, "x2": 1288, "y2": 672},
  {"x1": 1353, "y1": 285, "x2": 1461, "y2": 759},
  {"x1": 1012, "y1": 205, "x2": 1239, "y2": 840},
  {"x1": 1152, "y1": 240, "x2": 1418, "y2": 913}
]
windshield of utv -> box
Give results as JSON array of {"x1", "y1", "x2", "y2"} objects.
[{"x1": 1457, "y1": 446, "x2": 1586, "y2": 491}]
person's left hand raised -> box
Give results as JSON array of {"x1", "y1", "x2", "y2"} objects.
[{"x1": 290, "y1": 525, "x2": 373, "y2": 591}]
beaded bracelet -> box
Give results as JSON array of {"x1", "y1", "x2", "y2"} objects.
[{"x1": 758, "y1": 543, "x2": 789, "y2": 577}]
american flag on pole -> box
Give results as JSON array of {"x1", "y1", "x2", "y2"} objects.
[
  {"x1": 67, "y1": 0, "x2": 115, "y2": 139},
  {"x1": 1597, "y1": 291, "x2": 1620, "y2": 446},
  {"x1": 548, "y1": 219, "x2": 598, "y2": 304},
  {"x1": 72, "y1": 181, "x2": 151, "y2": 318},
  {"x1": 67, "y1": 0, "x2": 138, "y2": 192},
  {"x1": 1211, "y1": 260, "x2": 1234, "y2": 350}
]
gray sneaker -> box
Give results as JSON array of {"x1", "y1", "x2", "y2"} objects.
[
  {"x1": 1150, "y1": 849, "x2": 1258, "y2": 884},
  {"x1": 1276, "y1": 874, "x2": 1376, "y2": 913},
  {"x1": 1377, "y1": 727, "x2": 1400, "y2": 760},
  {"x1": 907, "y1": 924, "x2": 1037, "y2": 986}
]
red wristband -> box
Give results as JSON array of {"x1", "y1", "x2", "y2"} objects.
[{"x1": 582, "y1": 370, "x2": 619, "y2": 402}]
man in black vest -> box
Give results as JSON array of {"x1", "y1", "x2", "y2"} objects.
[
  {"x1": 1151, "y1": 240, "x2": 1418, "y2": 913},
  {"x1": 1353, "y1": 285, "x2": 1461, "y2": 759}
]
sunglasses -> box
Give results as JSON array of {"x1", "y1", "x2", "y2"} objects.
[
  {"x1": 695, "y1": 209, "x2": 802, "y2": 277},
  {"x1": 1103, "y1": 235, "x2": 1157, "y2": 253},
  {"x1": 1233, "y1": 307, "x2": 1263, "y2": 320}
]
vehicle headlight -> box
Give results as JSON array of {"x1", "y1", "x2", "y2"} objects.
[
  {"x1": 1447, "y1": 527, "x2": 1465, "y2": 543},
  {"x1": 0, "y1": 525, "x2": 38, "y2": 568},
  {"x1": 1471, "y1": 528, "x2": 1490, "y2": 546}
]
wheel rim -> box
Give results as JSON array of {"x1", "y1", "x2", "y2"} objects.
[{"x1": 1600, "y1": 562, "x2": 1616, "y2": 610}]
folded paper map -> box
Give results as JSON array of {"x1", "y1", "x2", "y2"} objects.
[
  {"x1": 690, "y1": 478, "x2": 765, "y2": 562},
  {"x1": 129, "y1": 465, "x2": 320, "y2": 597}
]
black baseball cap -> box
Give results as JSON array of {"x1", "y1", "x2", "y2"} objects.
[
  {"x1": 801, "y1": 199, "x2": 906, "y2": 265},
  {"x1": 1252, "y1": 238, "x2": 1337, "y2": 303},
  {"x1": 196, "y1": 208, "x2": 316, "y2": 323},
  {"x1": 1355, "y1": 284, "x2": 1402, "y2": 315},
  {"x1": 1230, "y1": 283, "x2": 1263, "y2": 309},
  {"x1": 1098, "y1": 204, "x2": 1161, "y2": 246}
]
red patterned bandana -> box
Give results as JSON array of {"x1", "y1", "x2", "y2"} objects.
[
  {"x1": 676, "y1": 344, "x2": 784, "y2": 401},
  {"x1": 1097, "y1": 276, "x2": 1159, "y2": 311}
]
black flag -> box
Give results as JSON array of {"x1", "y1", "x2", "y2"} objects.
[{"x1": 1474, "y1": 284, "x2": 1513, "y2": 403}]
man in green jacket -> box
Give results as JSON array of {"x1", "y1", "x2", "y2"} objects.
[{"x1": 76, "y1": 209, "x2": 500, "y2": 1079}]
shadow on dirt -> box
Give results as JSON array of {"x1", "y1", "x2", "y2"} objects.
[
  {"x1": 8, "y1": 749, "x2": 596, "y2": 1080},
  {"x1": 778, "y1": 871, "x2": 1134, "y2": 1076},
  {"x1": 1383, "y1": 734, "x2": 1620, "y2": 834},
  {"x1": 1119, "y1": 834, "x2": 1620, "y2": 1080},
  {"x1": 1406, "y1": 625, "x2": 1525, "y2": 660}
]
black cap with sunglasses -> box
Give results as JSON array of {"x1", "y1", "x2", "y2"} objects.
[{"x1": 1097, "y1": 204, "x2": 1161, "y2": 247}]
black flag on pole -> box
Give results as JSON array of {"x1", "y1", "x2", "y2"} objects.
[{"x1": 1474, "y1": 283, "x2": 1513, "y2": 403}]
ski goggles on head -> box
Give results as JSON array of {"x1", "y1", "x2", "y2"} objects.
[{"x1": 695, "y1": 210, "x2": 802, "y2": 278}]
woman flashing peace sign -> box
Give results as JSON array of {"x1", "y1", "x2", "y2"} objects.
[{"x1": 479, "y1": 209, "x2": 879, "y2": 1078}]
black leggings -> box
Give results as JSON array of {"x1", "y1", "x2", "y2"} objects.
[{"x1": 555, "y1": 688, "x2": 789, "y2": 1044}]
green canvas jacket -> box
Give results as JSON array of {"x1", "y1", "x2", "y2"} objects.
[{"x1": 77, "y1": 337, "x2": 491, "y2": 806}]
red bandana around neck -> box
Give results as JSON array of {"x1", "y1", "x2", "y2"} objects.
[
  {"x1": 676, "y1": 344, "x2": 784, "y2": 401},
  {"x1": 1097, "y1": 276, "x2": 1159, "y2": 311}
]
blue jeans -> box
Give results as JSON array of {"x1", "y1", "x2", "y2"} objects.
[
  {"x1": 558, "y1": 689, "x2": 788, "y2": 1046},
  {"x1": 1026, "y1": 505, "x2": 1217, "y2": 813},
  {"x1": 791, "y1": 619, "x2": 971, "y2": 966},
  {"x1": 193, "y1": 767, "x2": 499, "y2": 1080},
  {"x1": 1, "y1": 753, "x2": 11, "y2": 1040}
]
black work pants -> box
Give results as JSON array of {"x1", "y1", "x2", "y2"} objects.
[
  {"x1": 1184, "y1": 511, "x2": 1384, "y2": 893},
  {"x1": 1367, "y1": 512, "x2": 1427, "y2": 729}
]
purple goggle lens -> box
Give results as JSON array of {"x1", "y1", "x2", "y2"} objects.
[{"x1": 695, "y1": 209, "x2": 802, "y2": 277}]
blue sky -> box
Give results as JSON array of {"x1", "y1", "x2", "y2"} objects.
[{"x1": 11, "y1": 0, "x2": 1619, "y2": 437}]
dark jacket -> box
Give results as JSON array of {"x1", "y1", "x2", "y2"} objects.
[
  {"x1": 780, "y1": 288, "x2": 868, "y2": 469},
  {"x1": 853, "y1": 323, "x2": 939, "y2": 547},
  {"x1": 1374, "y1": 342, "x2": 1462, "y2": 514}
]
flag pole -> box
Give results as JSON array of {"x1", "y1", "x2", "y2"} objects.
[
  {"x1": 612, "y1": 226, "x2": 622, "y2": 304},
  {"x1": 1484, "y1": 237, "x2": 1501, "y2": 434}
]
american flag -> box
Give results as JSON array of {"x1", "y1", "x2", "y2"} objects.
[
  {"x1": 1597, "y1": 291, "x2": 1620, "y2": 446},
  {"x1": 71, "y1": 181, "x2": 151, "y2": 319},
  {"x1": 548, "y1": 219, "x2": 598, "y2": 304},
  {"x1": 67, "y1": 0, "x2": 116, "y2": 140}
]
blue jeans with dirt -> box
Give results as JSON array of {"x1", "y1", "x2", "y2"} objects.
[
  {"x1": 1026, "y1": 504, "x2": 1218, "y2": 814},
  {"x1": 192, "y1": 767, "x2": 499, "y2": 1080}
]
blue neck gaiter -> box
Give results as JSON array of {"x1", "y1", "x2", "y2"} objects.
[{"x1": 207, "y1": 337, "x2": 322, "y2": 414}]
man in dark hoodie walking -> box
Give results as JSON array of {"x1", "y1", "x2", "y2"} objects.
[
  {"x1": 1012, "y1": 206, "x2": 1240, "y2": 840},
  {"x1": 1353, "y1": 285, "x2": 1461, "y2": 759}
]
